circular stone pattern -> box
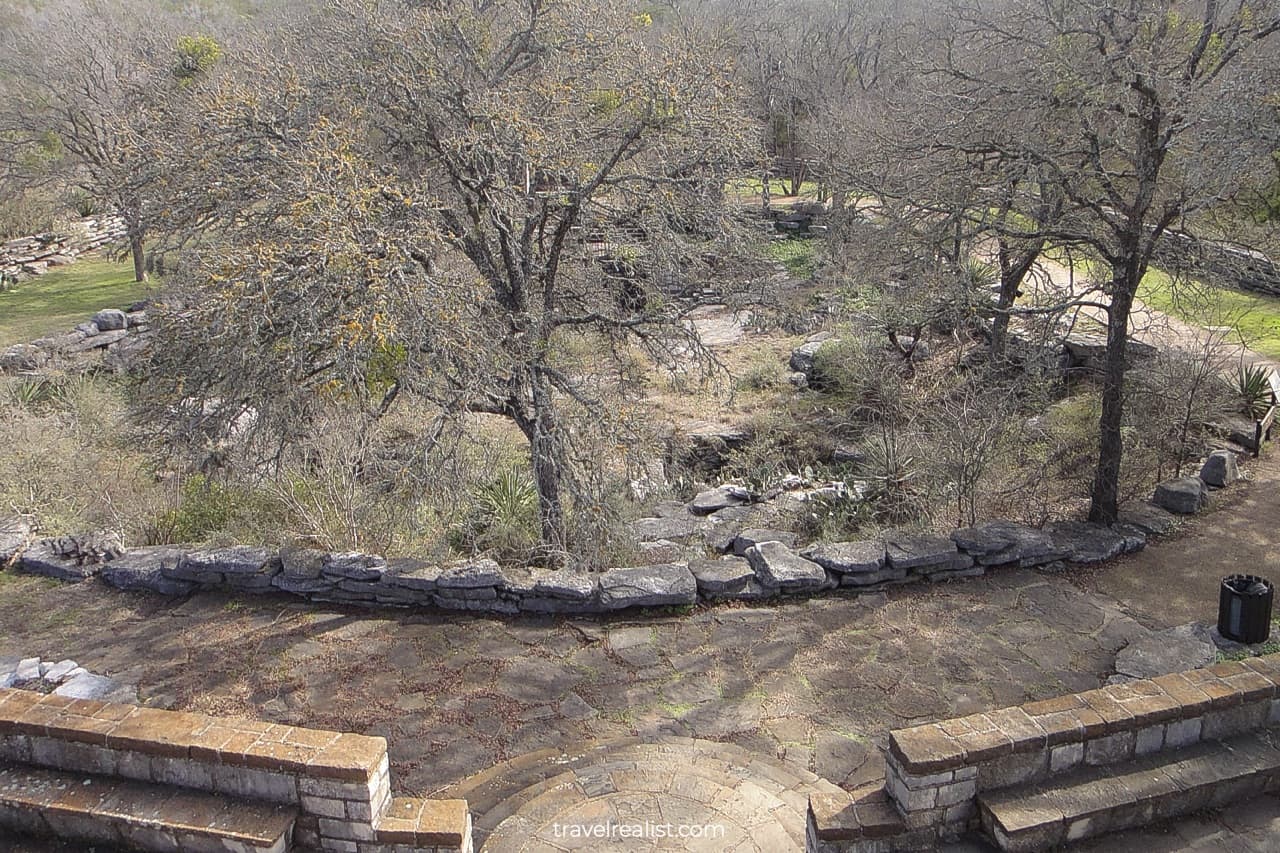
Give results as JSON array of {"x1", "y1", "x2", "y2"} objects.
[{"x1": 441, "y1": 737, "x2": 843, "y2": 852}]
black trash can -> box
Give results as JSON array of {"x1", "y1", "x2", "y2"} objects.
[{"x1": 1218, "y1": 574, "x2": 1274, "y2": 644}]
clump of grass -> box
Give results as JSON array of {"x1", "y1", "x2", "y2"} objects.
[{"x1": 765, "y1": 238, "x2": 818, "y2": 279}]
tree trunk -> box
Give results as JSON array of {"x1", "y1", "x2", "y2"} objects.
[
  {"x1": 527, "y1": 376, "x2": 568, "y2": 559},
  {"x1": 1088, "y1": 270, "x2": 1137, "y2": 525},
  {"x1": 128, "y1": 228, "x2": 148, "y2": 284}
]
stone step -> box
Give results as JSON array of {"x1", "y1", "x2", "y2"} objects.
[
  {"x1": 979, "y1": 728, "x2": 1280, "y2": 852},
  {"x1": 0, "y1": 761, "x2": 297, "y2": 853}
]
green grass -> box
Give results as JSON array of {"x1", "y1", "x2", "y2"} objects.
[
  {"x1": 727, "y1": 176, "x2": 821, "y2": 199},
  {"x1": 1136, "y1": 267, "x2": 1280, "y2": 361},
  {"x1": 0, "y1": 258, "x2": 148, "y2": 347},
  {"x1": 765, "y1": 238, "x2": 818, "y2": 279}
]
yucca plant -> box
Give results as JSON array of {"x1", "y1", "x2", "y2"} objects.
[
  {"x1": 7, "y1": 377, "x2": 57, "y2": 409},
  {"x1": 1235, "y1": 363, "x2": 1275, "y2": 420}
]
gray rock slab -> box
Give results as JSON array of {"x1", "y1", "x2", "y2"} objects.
[
  {"x1": 732, "y1": 528, "x2": 798, "y2": 556},
  {"x1": 745, "y1": 541, "x2": 826, "y2": 591},
  {"x1": 884, "y1": 531, "x2": 961, "y2": 571},
  {"x1": 176, "y1": 546, "x2": 273, "y2": 577},
  {"x1": 1044, "y1": 521, "x2": 1132, "y2": 564},
  {"x1": 633, "y1": 516, "x2": 701, "y2": 541},
  {"x1": 1117, "y1": 503, "x2": 1179, "y2": 536},
  {"x1": 383, "y1": 559, "x2": 441, "y2": 591},
  {"x1": 1153, "y1": 476, "x2": 1209, "y2": 514},
  {"x1": 951, "y1": 521, "x2": 1063, "y2": 567},
  {"x1": 53, "y1": 673, "x2": 129, "y2": 701},
  {"x1": 0, "y1": 516, "x2": 33, "y2": 564},
  {"x1": 530, "y1": 571, "x2": 597, "y2": 601},
  {"x1": 43, "y1": 660, "x2": 79, "y2": 683},
  {"x1": 689, "y1": 556, "x2": 755, "y2": 595},
  {"x1": 15, "y1": 658, "x2": 39, "y2": 681},
  {"x1": 1200, "y1": 450, "x2": 1240, "y2": 488},
  {"x1": 803, "y1": 540, "x2": 886, "y2": 574},
  {"x1": 18, "y1": 542, "x2": 97, "y2": 581},
  {"x1": 322, "y1": 552, "x2": 388, "y2": 581},
  {"x1": 279, "y1": 546, "x2": 327, "y2": 579},
  {"x1": 689, "y1": 485, "x2": 752, "y2": 516},
  {"x1": 437, "y1": 559, "x2": 503, "y2": 589},
  {"x1": 1115, "y1": 624, "x2": 1217, "y2": 680},
  {"x1": 598, "y1": 564, "x2": 697, "y2": 609},
  {"x1": 100, "y1": 547, "x2": 196, "y2": 596}
]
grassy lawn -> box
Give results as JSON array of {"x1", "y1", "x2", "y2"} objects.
[
  {"x1": 765, "y1": 237, "x2": 818, "y2": 279},
  {"x1": 0, "y1": 258, "x2": 148, "y2": 347},
  {"x1": 1137, "y1": 267, "x2": 1280, "y2": 361},
  {"x1": 727, "y1": 176, "x2": 821, "y2": 200}
]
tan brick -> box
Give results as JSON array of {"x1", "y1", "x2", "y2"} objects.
[
  {"x1": 985, "y1": 707, "x2": 1047, "y2": 753},
  {"x1": 889, "y1": 725, "x2": 966, "y2": 773},
  {"x1": 1151, "y1": 672, "x2": 1213, "y2": 717}
]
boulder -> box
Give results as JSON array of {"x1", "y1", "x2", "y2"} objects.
[
  {"x1": 803, "y1": 540, "x2": 886, "y2": 575},
  {"x1": 1153, "y1": 476, "x2": 1209, "y2": 514},
  {"x1": 100, "y1": 547, "x2": 196, "y2": 596},
  {"x1": 598, "y1": 564, "x2": 698, "y2": 609},
  {"x1": 789, "y1": 339, "x2": 828, "y2": 376},
  {"x1": 0, "y1": 344, "x2": 47, "y2": 371},
  {"x1": 1116, "y1": 502, "x2": 1179, "y2": 536},
  {"x1": 951, "y1": 521, "x2": 1063, "y2": 568},
  {"x1": 732, "y1": 528, "x2": 798, "y2": 556},
  {"x1": 1199, "y1": 450, "x2": 1240, "y2": 488},
  {"x1": 1044, "y1": 521, "x2": 1134, "y2": 564},
  {"x1": 745, "y1": 541, "x2": 827, "y2": 591},
  {"x1": 689, "y1": 556, "x2": 755, "y2": 596},
  {"x1": 92, "y1": 309, "x2": 128, "y2": 331},
  {"x1": 689, "y1": 485, "x2": 752, "y2": 516}
]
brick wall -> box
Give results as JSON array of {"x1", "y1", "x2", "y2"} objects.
[{"x1": 0, "y1": 687, "x2": 471, "y2": 853}]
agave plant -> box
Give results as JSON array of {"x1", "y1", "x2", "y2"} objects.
[{"x1": 1235, "y1": 363, "x2": 1275, "y2": 420}]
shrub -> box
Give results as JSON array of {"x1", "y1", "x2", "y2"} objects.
[{"x1": 1235, "y1": 362, "x2": 1274, "y2": 420}]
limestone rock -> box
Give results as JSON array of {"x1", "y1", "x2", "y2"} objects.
[
  {"x1": 689, "y1": 485, "x2": 752, "y2": 516},
  {"x1": 745, "y1": 541, "x2": 827, "y2": 591},
  {"x1": 951, "y1": 521, "x2": 1063, "y2": 568},
  {"x1": 803, "y1": 541, "x2": 886, "y2": 575},
  {"x1": 18, "y1": 541, "x2": 98, "y2": 581},
  {"x1": 598, "y1": 564, "x2": 697, "y2": 609},
  {"x1": 633, "y1": 515, "x2": 701, "y2": 541},
  {"x1": 1117, "y1": 502, "x2": 1179, "y2": 536},
  {"x1": 1044, "y1": 521, "x2": 1134, "y2": 564},
  {"x1": 437, "y1": 559, "x2": 503, "y2": 589},
  {"x1": 100, "y1": 547, "x2": 196, "y2": 596},
  {"x1": 1153, "y1": 476, "x2": 1209, "y2": 514},
  {"x1": 789, "y1": 338, "x2": 830, "y2": 376},
  {"x1": 176, "y1": 546, "x2": 273, "y2": 580},
  {"x1": 322, "y1": 552, "x2": 388, "y2": 582},
  {"x1": 689, "y1": 556, "x2": 755, "y2": 596},
  {"x1": 0, "y1": 516, "x2": 33, "y2": 564},
  {"x1": 382, "y1": 558, "x2": 441, "y2": 592},
  {"x1": 92, "y1": 308, "x2": 128, "y2": 331},
  {"x1": 1199, "y1": 450, "x2": 1240, "y2": 488},
  {"x1": 529, "y1": 570, "x2": 597, "y2": 601},
  {"x1": 883, "y1": 531, "x2": 972, "y2": 573},
  {"x1": 732, "y1": 528, "x2": 798, "y2": 556}
]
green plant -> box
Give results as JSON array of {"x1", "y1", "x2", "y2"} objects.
[
  {"x1": 1235, "y1": 362, "x2": 1274, "y2": 420},
  {"x1": 452, "y1": 467, "x2": 541, "y2": 560},
  {"x1": 144, "y1": 475, "x2": 250, "y2": 545},
  {"x1": 7, "y1": 377, "x2": 57, "y2": 409}
]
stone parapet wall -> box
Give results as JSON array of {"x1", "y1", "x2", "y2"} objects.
[
  {"x1": 849, "y1": 654, "x2": 1280, "y2": 848},
  {"x1": 0, "y1": 216, "x2": 127, "y2": 287},
  {"x1": 0, "y1": 687, "x2": 471, "y2": 853}
]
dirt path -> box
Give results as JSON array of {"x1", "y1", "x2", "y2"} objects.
[{"x1": 1074, "y1": 449, "x2": 1280, "y2": 629}]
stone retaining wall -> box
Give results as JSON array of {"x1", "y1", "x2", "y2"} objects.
[
  {"x1": 0, "y1": 687, "x2": 471, "y2": 852},
  {"x1": 0, "y1": 303, "x2": 151, "y2": 374},
  {"x1": 0, "y1": 215, "x2": 126, "y2": 287},
  {"x1": 808, "y1": 653, "x2": 1280, "y2": 851}
]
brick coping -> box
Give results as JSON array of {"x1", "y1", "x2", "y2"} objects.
[
  {"x1": 888, "y1": 654, "x2": 1280, "y2": 775},
  {"x1": 0, "y1": 687, "x2": 386, "y2": 782}
]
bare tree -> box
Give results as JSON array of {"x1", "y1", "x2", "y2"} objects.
[
  {"x1": 0, "y1": 0, "x2": 225, "y2": 282},
  {"x1": 834, "y1": 0, "x2": 1280, "y2": 524},
  {"x1": 143, "y1": 0, "x2": 757, "y2": 561}
]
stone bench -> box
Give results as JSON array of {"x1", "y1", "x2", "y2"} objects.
[
  {"x1": 0, "y1": 760, "x2": 297, "y2": 852},
  {"x1": 980, "y1": 728, "x2": 1280, "y2": 851},
  {"x1": 808, "y1": 653, "x2": 1280, "y2": 851},
  {"x1": 0, "y1": 687, "x2": 472, "y2": 852}
]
